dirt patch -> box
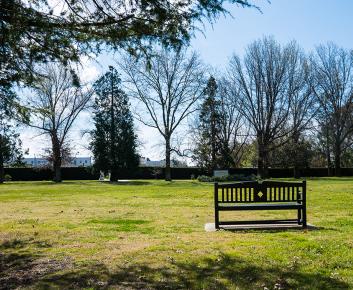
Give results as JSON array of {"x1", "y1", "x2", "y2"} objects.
[{"x1": 0, "y1": 252, "x2": 72, "y2": 289}]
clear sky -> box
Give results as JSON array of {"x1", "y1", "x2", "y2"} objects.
[{"x1": 21, "y1": 0, "x2": 353, "y2": 161}]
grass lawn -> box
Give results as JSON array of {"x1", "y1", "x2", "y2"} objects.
[{"x1": 0, "y1": 178, "x2": 352, "y2": 289}]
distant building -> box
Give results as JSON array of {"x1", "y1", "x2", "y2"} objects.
[
  {"x1": 70, "y1": 157, "x2": 92, "y2": 167},
  {"x1": 139, "y1": 157, "x2": 187, "y2": 167},
  {"x1": 23, "y1": 157, "x2": 92, "y2": 167},
  {"x1": 139, "y1": 157, "x2": 165, "y2": 167},
  {"x1": 23, "y1": 157, "x2": 49, "y2": 167}
]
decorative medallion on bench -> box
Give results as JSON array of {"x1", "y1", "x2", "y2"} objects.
[{"x1": 214, "y1": 180, "x2": 307, "y2": 229}]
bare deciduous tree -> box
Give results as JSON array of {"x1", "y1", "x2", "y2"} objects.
[
  {"x1": 119, "y1": 49, "x2": 204, "y2": 181},
  {"x1": 27, "y1": 64, "x2": 92, "y2": 182},
  {"x1": 227, "y1": 37, "x2": 310, "y2": 178},
  {"x1": 311, "y1": 43, "x2": 353, "y2": 176},
  {"x1": 218, "y1": 79, "x2": 248, "y2": 168},
  {"x1": 286, "y1": 48, "x2": 317, "y2": 178}
]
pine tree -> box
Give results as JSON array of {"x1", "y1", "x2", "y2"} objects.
[
  {"x1": 193, "y1": 76, "x2": 222, "y2": 172},
  {"x1": 91, "y1": 66, "x2": 139, "y2": 181}
]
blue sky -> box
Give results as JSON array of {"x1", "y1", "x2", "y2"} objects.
[
  {"x1": 191, "y1": 0, "x2": 353, "y2": 67},
  {"x1": 21, "y1": 0, "x2": 353, "y2": 160}
]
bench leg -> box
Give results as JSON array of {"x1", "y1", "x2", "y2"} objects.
[
  {"x1": 302, "y1": 207, "x2": 307, "y2": 228},
  {"x1": 215, "y1": 208, "x2": 220, "y2": 230},
  {"x1": 297, "y1": 208, "x2": 302, "y2": 225}
]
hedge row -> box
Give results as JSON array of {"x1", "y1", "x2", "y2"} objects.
[
  {"x1": 3, "y1": 167, "x2": 207, "y2": 181},
  {"x1": 3, "y1": 166, "x2": 353, "y2": 181}
]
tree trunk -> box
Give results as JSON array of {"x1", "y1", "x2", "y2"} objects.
[
  {"x1": 292, "y1": 132, "x2": 300, "y2": 179},
  {"x1": 165, "y1": 136, "x2": 171, "y2": 181},
  {"x1": 53, "y1": 162, "x2": 62, "y2": 183},
  {"x1": 334, "y1": 143, "x2": 341, "y2": 177},
  {"x1": 293, "y1": 166, "x2": 300, "y2": 179},
  {"x1": 325, "y1": 125, "x2": 333, "y2": 176},
  {"x1": 0, "y1": 147, "x2": 4, "y2": 184},
  {"x1": 327, "y1": 153, "x2": 333, "y2": 177},
  {"x1": 257, "y1": 139, "x2": 269, "y2": 179},
  {"x1": 110, "y1": 169, "x2": 118, "y2": 182},
  {"x1": 211, "y1": 110, "x2": 216, "y2": 172},
  {"x1": 52, "y1": 135, "x2": 62, "y2": 182}
]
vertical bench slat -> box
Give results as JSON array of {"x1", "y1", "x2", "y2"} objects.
[
  {"x1": 280, "y1": 187, "x2": 283, "y2": 201},
  {"x1": 272, "y1": 187, "x2": 275, "y2": 201}
]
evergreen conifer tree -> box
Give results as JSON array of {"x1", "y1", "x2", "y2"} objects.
[
  {"x1": 91, "y1": 66, "x2": 139, "y2": 181},
  {"x1": 193, "y1": 76, "x2": 223, "y2": 172},
  {"x1": 0, "y1": 83, "x2": 27, "y2": 182}
]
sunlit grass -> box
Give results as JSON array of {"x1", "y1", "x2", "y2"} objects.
[{"x1": 0, "y1": 178, "x2": 352, "y2": 289}]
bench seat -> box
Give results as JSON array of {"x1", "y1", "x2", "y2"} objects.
[{"x1": 218, "y1": 202, "x2": 303, "y2": 211}]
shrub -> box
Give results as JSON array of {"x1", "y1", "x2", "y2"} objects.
[
  {"x1": 4, "y1": 174, "x2": 12, "y2": 181},
  {"x1": 197, "y1": 174, "x2": 257, "y2": 182},
  {"x1": 151, "y1": 168, "x2": 163, "y2": 179},
  {"x1": 197, "y1": 175, "x2": 213, "y2": 182}
]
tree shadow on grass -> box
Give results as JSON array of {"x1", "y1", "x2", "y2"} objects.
[
  {"x1": 3, "y1": 181, "x2": 93, "y2": 186},
  {"x1": 39, "y1": 253, "x2": 350, "y2": 290},
  {"x1": 0, "y1": 238, "x2": 71, "y2": 290},
  {"x1": 0, "y1": 239, "x2": 350, "y2": 289},
  {"x1": 217, "y1": 224, "x2": 325, "y2": 233},
  {"x1": 104, "y1": 180, "x2": 153, "y2": 186},
  {"x1": 0, "y1": 240, "x2": 350, "y2": 289}
]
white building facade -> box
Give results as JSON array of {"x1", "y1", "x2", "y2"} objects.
[{"x1": 23, "y1": 157, "x2": 92, "y2": 167}]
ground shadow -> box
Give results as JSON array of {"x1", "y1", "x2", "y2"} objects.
[
  {"x1": 1, "y1": 181, "x2": 93, "y2": 186},
  {"x1": 219, "y1": 224, "x2": 323, "y2": 233},
  {"x1": 0, "y1": 238, "x2": 71, "y2": 290},
  {"x1": 0, "y1": 239, "x2": 349, "y2": 289},
  {"x1": 40, "y1": 253, "x2": 350, "y2": 290},
  {"x1": 103, "y1": 180, "x2": 153, "y2": 186}
]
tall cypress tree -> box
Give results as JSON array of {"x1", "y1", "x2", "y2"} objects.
[{"x1": 90, "y1": 66, "x2": 139, "y2": 181}]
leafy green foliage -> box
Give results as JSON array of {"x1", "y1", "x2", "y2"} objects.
[
  {"x1": 269, "y1": 137, "x2": 315, "y2": 168},
  {"x1": 90, "y1": 67, "x2": 139, "y2": 180},
  {"x1": 1, "y1": 0, "x2": 256, "y2": 85},
  {"x1": 196, "y1": 173, "x2": 256, "y2": 182},
  {"x1": 0, "y1": 83, "x2": 27, "y2": 182}
]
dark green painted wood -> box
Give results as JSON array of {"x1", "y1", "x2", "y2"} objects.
[{"x1": 214, "y1": 180, "x2": 307, "y2": 229}]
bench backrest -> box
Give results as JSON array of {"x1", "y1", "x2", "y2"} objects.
[{"x1": 215, "y1": 181, "x2": 306, "y2": 203}]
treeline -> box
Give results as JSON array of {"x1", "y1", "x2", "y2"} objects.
[
  {"x1": 2, "y1": 37, "x2": 353, "y2": 182},
  {"x1": 5, "y1": 167, "x2": 353, "y2": 182},
  {"x1": 191, "y1": 37, "x2": 353, "y2": 178}
]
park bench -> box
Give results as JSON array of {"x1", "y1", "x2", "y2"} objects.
[{"x1": 214, "y1": 180, "x2": 307, "y2": 229}]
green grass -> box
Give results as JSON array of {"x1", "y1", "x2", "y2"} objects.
[{"x1": 0, "y1": 178, "x2": 352, "y2": 289}]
